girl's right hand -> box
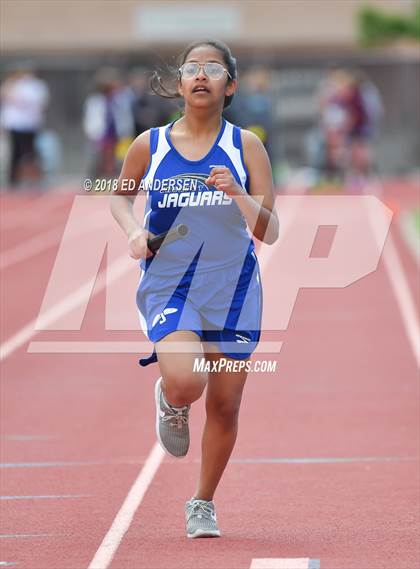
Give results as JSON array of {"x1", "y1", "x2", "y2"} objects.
[{"x1": 127, "y1": 228, "x2": 155, "y2": 260}]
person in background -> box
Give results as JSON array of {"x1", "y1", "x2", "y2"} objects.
[
  {"x1": 315, "y1": 69, "x2": 383, "y2": 189},
  {"x1": 0, "y1": 64, "x2": 50, "y2": 187},
  {"x1": 83, "y1": 68, "x2": 134, "y2": 178},
  {"x1": 345, "y1": 71, "x2": 384, "y2": 189},
  {"x1": 224, "y1": 67, "x2": 274, "y2": 160},
  {"x1": 317, "y1": 70, "x2": 350, "y2": 181},
  {"x1": 129, "y1": 67, "x2": 172, "y2": 137}
]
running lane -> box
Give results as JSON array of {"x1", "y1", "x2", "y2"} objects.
[
  {"x1": 109, "y1": 187, "x2": 418, "y2": 569},
  {"x1": 1, "y1": 187, "x2": 418, "y2": 569}
]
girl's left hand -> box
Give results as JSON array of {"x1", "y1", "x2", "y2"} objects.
[{"x1": 205, "y1": 166, "x2": 244, "y2": 196}]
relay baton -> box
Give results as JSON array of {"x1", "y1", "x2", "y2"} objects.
[{"x1": 147, "y1": 223, "x2": 189, "y2": 253}]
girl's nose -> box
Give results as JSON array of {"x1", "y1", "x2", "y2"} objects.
[{"x1": 196, "y1": 66, "x2": 207, "y2": 79}]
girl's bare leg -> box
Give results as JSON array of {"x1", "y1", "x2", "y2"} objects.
[{"x1": 194, "y1": 351, "x2": 248, "y2": 501}]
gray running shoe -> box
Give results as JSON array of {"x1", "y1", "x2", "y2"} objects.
[
  {"x1": 185, "y1": 498, "x2": 221, "y2": 538},
  {"x1": 155, "y1": 377, "x2": 190, "y2": 458}
]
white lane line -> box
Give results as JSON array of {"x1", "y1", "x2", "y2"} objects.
[
  {"x1": 0, "y1": 253, "x2": 132, "y2": 361},
  {"x1": 382, "y1": 233, "x2": 420, "y2": 366},
  {"x1": 251, "y1": 559, "x2": 319, "y2": 569},
  {"x1": 2, "y1": 435, "x2": 57, "y2": 441},
  {"x1": 87, "y1": 442, "x2": 164, "y2": 569},
  {"x1": 2, "y1": 455, "x2": 412, "y2": 469},
  {"x1": 0, "y1": 494, "x2": 90, "y2": 500},
  {"x1": 0, "y1": 195, "x2": 66, "y2": 230},
  {"x1": 0, "y1": 562, "x2": 18, "y2": 567},
  {"x1": 0, "y1": 211, "x2": 108, "y2": 271},
  {"x1": 0, "y1": 459, "x2": 144, "y2": 468},
  {"x1": 27, "y1": 341, "x2": 282, "y2": 353},
  {"x1": 365, "y1": 193, "x2": 420, "y2": 368},
  {"x1": 0, "y1": 534, "x2": 64, "y2": 539},
  {"x1": 1, "y1": 225, "x2": 64, "y2": 270},
  {"x1": 399, "y1": 210, "x2": 419, "y2": 265},
  {"x1": 228, "y1": 456, "x2": 416, "y2": 464}
]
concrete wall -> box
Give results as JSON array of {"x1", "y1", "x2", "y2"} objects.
[
  {"x1": 1, "y1": 0, "x2": 414, "y2": 53},
  {"x1": 1, "y1": 1, "x2": 418, "y2": 177}
]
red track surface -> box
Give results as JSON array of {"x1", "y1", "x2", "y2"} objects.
[{"x1": 1, "y1": 182, "x2": 419, "y2": 569}]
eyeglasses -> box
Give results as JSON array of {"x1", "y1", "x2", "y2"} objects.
[{"x1": 179, "y1": 62, "x2": 232, "y2": 80}]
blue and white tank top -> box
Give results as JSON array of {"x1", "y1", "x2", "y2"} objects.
[{"x1": 140, "y1": 118, "x2": 255, "y2": 276}]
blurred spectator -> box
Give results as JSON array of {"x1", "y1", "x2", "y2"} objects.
[
  {"x1": 129, "y1": 67, "x2": 170, "y2": 136},
  {"x1": 309, "y1": 69, "x2": 383, "y2": 189},
  {"x1": 346, "y1": 71, "x2": 384, "y2": 188},
  {"x1": 83, "y1": 68, "x2": 134, "y2": 178},
  {"x1": 318, "y1": 70, "x2": 350, "y2": 179},
  {"x1": 224, "y1": 67, "x2": 274, "y2": 159},
  {"x1": 35, "y1": 129, "x2": 62, "y2": 185},
  {"x1": 0, "y1": 64, "x2": 50, "y2": 187}
]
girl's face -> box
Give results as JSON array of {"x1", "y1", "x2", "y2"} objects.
[{"x1": 178, "y1": 45, "x2": 237, "y2": 110}]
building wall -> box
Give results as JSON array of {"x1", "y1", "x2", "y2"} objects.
[
  {"x1": 1, "y1": 0, "x2": 414, "y2": 53},
  {"x1": 1, "y1": 1, "x2": 418, "y2": 176}
]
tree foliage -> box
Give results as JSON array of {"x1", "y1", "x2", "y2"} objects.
[{"x1": 358, "y1": 2, "x2": 420, "y2": 47}]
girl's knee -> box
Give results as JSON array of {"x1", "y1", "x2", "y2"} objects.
[
  {"x1": 162, "y1": 370, "x2": 206, "y2": 406},
  {"x1": 206, "y1": 399, "x2": 241, "y2": 427}
]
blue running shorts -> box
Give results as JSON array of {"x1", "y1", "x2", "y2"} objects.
[{"x1": 137, "y1": 251, "x2": 262, "y2": 366}]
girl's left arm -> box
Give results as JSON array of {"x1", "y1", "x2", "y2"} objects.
[{"x1": 205, "y1": 130, "x2": 279, "y2": 244}]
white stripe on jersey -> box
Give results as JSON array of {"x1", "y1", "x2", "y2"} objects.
[
  {"x1": 217, "y1": 121, "x2": 247, "y2": 189},
  {"x1": 142, "y1": 127, "x2": 171, "y2": 193}
]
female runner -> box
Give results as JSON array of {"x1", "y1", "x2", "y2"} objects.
[{"x1": 111, "y1": 40, "x2": 279, "y2": 538}]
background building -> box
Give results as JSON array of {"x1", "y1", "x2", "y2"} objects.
[{"x1": 1, "y1": 0, "x2": 419, "y2": 184}]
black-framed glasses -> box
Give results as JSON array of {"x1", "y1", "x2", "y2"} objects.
[{"x1": 179, "y1": 62, "x2": 232, "y2": 80}]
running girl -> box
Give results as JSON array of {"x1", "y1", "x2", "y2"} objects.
[{"x1": 110, "y1": 40, "x2": 279, "y2": 538}]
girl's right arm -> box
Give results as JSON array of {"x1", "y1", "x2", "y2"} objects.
[{"x1": 110, "y1": 130, "x2": 154, "y2": 260}]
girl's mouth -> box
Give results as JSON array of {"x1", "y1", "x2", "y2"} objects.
[{"x1": 192, "y1": 86, "x2": 210, "y2": 93}]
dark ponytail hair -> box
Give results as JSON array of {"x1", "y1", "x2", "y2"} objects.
[{"x1": 150, "y1": 40, "x2": 237, "y2": 109}]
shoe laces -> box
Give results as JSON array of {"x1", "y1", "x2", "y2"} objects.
[
  {"x1": 161, "y1": 405, "x2": 189, "y2": 429},
  {"x1": 187, "y1": 500, "x2": 214, "y2": 520}
]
